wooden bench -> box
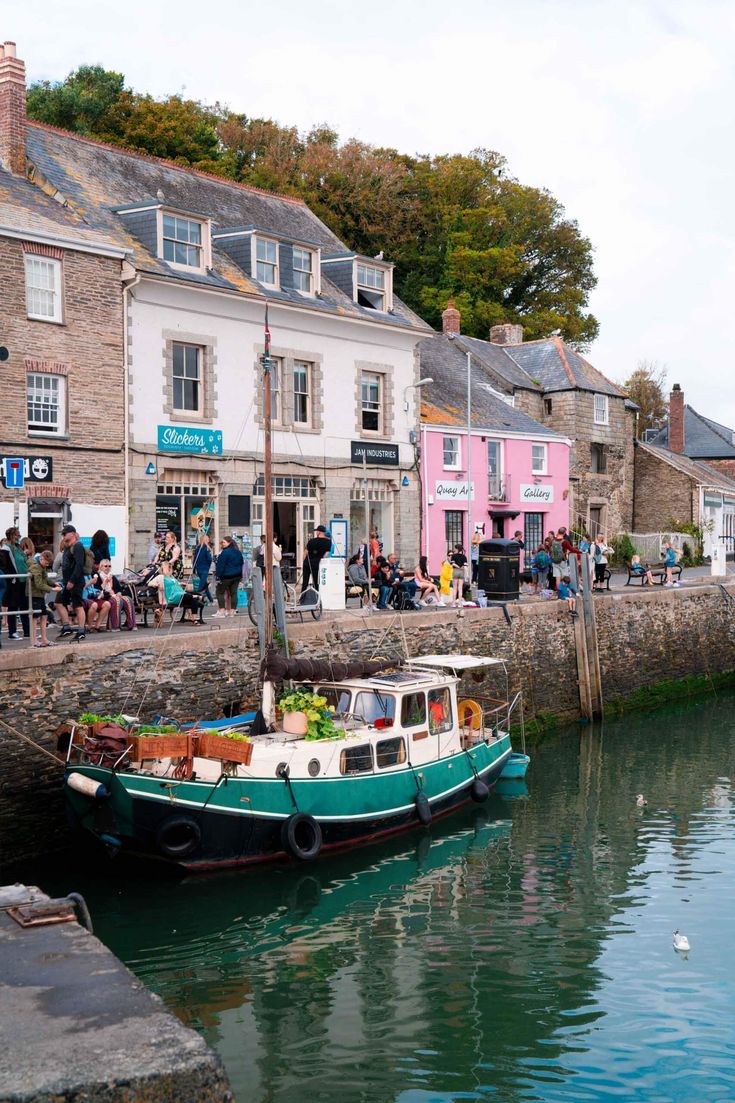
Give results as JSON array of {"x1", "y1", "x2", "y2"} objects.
[
  {"x1": 625, "y1": 562, "x2": 683, "y2": 586},
  {"x1": 141, "y1": 596, "x2": 205, "y2": 628}
]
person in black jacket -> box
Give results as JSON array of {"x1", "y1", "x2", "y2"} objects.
[
  {"x1": 213, "y1": 536, "x2": 244, "y2": 618},
  {"x1": 302, "y1": 525, "x2": 332, "y2": 592},
  {"x1": 56, "y1": 524, "x2": 87, "y2": 640}
]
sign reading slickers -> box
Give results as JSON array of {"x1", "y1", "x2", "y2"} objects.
[
  {"x1": 519, "y1": 483, "x2": 554, "y2": 505},
  {"x1": 157, "y1": 426, "x2": 223, "y2": 455},
  {"x1": 0, "y1": 456, "x2": 53, "y2": 488},
  {"x1": 350, "y1": 441, "x2": 399, "y2": 466}
]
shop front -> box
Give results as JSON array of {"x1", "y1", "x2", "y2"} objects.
[
  {"x1": 155, "y1": 469, "x2": 219, "y2": 566},
  {"x1": 252, "y1": 474, "x2": 319, "y2": 581}
]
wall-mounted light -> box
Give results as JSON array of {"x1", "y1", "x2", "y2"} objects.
[{"x1": 403, "y1": 377, "x2": 434, "y2": 413}]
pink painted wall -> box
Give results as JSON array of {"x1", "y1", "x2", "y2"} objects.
[{"x1": 421, "y1": 427, "x2": 571, "y2": 573}]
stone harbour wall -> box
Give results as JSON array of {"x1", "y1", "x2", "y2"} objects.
[{"x1": 1, "y1": 583, "x2": 734, "y2": 868}]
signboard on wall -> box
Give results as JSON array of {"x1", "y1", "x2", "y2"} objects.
[
  {"x1": 350, "y1": 441, "x2": 399, "y2": 466},
  {"x1": 0, "y1": 456, "x2": 53, "y2": 486},
  {"x1": 157, "y1": 425, "x2": 223, "y2": 455},
  {"x1": 156, "y1": 496, "x2": 181, "y2": 536},
  {"x1": 704, "y1": 492, "x2": 723, "y2": 508},
  {"x1": 519, "y1": 483, "x2": 554, "y2": 505},
  {"x1": 434, "y1": 480, "x2": 475, "y2": 501}
]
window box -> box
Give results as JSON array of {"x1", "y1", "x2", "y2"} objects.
[{"x1": 25, "y1": 256, "x2": 63, "y2": 323}]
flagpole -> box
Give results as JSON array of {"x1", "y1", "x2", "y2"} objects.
[{"x1": 263, "y1": 306, "x2": 274, "y2": 653}]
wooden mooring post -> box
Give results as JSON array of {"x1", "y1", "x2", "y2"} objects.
[{"x1": 569, "y1": 553, "x2": 603, "y2": 721}]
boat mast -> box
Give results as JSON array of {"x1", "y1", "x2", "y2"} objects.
[{"x1": 263, "y1": 305, "x2": 274, "y2": 653}]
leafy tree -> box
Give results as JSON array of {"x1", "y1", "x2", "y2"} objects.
[
  {"x1": 623, "y1": 360, "x2": 668, "y2": 437},
  {"x1": 27, "y1": 65, "x2": 125, "y2": 135}
]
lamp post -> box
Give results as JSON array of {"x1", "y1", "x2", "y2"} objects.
[
  {"x1": 403, "y1": 377, "x2": 434, "y2": 564},
  {"x1": 403, "y1": 377, "x2": 434, "y2": 413}
]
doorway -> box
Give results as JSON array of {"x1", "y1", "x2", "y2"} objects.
[{"x1": 273, "y1": 501, "x2": 297, "y2": 580}]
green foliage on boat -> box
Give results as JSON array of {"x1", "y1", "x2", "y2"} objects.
[{"x1": 278, "y1": 690, "x2": 342, "y2": 741}]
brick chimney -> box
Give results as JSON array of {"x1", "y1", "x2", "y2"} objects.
[
  {"x1": 0, "y1": 41, "x2": 26, "y2": 175},
  {"x1": 489, "y1": 323, "x2": 523, "y2": 346},
  {"x1": 669, "y1": 383, "x2": 685, "y2": 453},
  {"x1": 441, "y1": 298, "x2": 460, "y2": 336}
]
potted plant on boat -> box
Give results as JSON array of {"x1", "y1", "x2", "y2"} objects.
[
  {"x1": 197, "y1": 727, "x2": 253, "y2": 766},
  {"x1": 127, "y1": 723, "x2": 192, "y2": 761},
  {"x1": 277, "y1": 690, "x2": 340, "y2": 741}
]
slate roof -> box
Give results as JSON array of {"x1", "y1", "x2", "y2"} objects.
[
  {"x1": 637, "y1": 441, "x2": 735, "y2": 491},
  {"x1": 19, "y1": 122, "x2": 429, "y2": 332},
  {"x1": 419, "y1": 335, "x2": 563, "y2": 437},
  {"x1": 648, "y1": 405, "x2": 735, "y2": 459},
  {"x1": 503, "y1": 337, "x2": 626, "y2": 397},
  {"x1": 0, "y1": 165, "x2": 123, "y2": 252}
]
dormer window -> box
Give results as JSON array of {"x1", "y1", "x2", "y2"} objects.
[
  {"x1": 162, "y1": 214, "x2": 203, "y2": 268},
  {"x1": 256, "y1": 238, "x2": 279, "y2": 287},
  {"x1": 293, "y1": 246, "x2": 314, "y2": 294},
  {"x1": 356, "y1": 263, "x2": 386, "y2": 310}
]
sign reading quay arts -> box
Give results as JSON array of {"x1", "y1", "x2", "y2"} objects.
[
  {"x1": 157, "y1": 425, "x2": 223, "y2": 456},
  {"x1": 519, "y1": 483, "x2": 554, "y2": 504}
]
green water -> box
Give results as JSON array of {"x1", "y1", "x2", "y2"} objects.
[{"x1": 29, "y1": 693, "x2": 735, "y2": 1102}]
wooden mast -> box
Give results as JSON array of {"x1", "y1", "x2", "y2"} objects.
[{"x1": 263, "y1": 306, "x2": 274, "y2": 653}]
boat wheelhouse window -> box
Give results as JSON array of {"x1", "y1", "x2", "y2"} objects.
[
  {"x1": 401, "y1": 692, "x2": 426, "y2": 728},
  {"x1": 317, "y1": 686, "x2": 351, "y2": 714},
  {"x1": 428, "y1": 687, "x2": 453, "y2": 735},
  {"x1": 376, "y1": 737, "x2": 406, "y2": 768},
  {"x1": 353, "y1": 691, "x2": 395, "y2": 728},
  {"x1": 340, "y1": 744, "x2": 374, "y2": 775}
]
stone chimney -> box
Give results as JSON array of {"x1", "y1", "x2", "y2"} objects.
[
  {"x1": 489, "y1": 323, "x2": 523, "y2": 346},
  {"x1": 441, "y1": 299, "x2": 460, "y2": 336},
  {"x1": 669, "y1": 383, "x2": 685, "y2": 453},
  {"x1": 0, "y1": 41, "x2": 26, "y2": 175}
]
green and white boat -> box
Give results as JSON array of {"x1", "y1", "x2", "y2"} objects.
[{"x1": 63, "y1": 654, "x2": 519, "y2": 871}]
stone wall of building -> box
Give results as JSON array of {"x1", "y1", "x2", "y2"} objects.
[
  {"x1": 633, "y1": 444, "x2": 695, "y2": 531},
  {"x1": 2, "y1": 584, "x2": 735, "y2": 868}
]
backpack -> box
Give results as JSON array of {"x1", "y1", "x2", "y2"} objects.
[
  {"x1": 536, "y1": 550, "x2": 551, "y2": 569},
  {"x1": 83, "y1": 545, "x2": 96, "y2": 576},
  {"x1": 551, "y1": 539, "x2": 565, "y2": 564}
]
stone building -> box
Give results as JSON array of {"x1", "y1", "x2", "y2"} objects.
[
  {"x1": 647, "y1": 383, "x2": 735, "y2": 479},
  {"x1": 0, "y1": 42, "x2": 128, "y2": 562},
  {"x1": 427, "y1": 306, "x2": 635, "y2": 538}
]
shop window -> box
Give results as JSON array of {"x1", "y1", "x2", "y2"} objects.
[
  {"x1": 444, "y1": 510, "x2": 465, "y2": 551},
  {"x1": 361, "y1": 372, "x2": 382, "y2": 433},
  {"x1": 27, "y1": 373, "x2": 66, "y2": 435},
  {"x1": 376, "y1": 737, "x2": 406, "y2": 768},
  {"x1": 428, "y1": 687, "x2": 453, "y2": 735},
  {"x1": 401, "y1": 692, "x2": 426, "y2": 728},
  {"x1": 443, "y1": 436, "x2": 460, "y2": 470},
  {"x1": 253, "y1": 475, "x2": 317, "y2": 498},
  {"x1": 340, "y1": 744, "x2": 374, "y2": 775},
  {"x1": 172, "y1": 344, "x2": 202, "y2": 413}
]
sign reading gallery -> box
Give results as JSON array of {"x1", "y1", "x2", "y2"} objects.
[{"x1": 519, "y1": 483, "x2": 554, "y2": 505}]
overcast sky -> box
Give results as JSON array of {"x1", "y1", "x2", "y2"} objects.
[{"x1": 7, "y1": 0, "x2": 734, "y2": 425}]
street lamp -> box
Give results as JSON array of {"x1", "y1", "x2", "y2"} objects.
[{"x1": 403, "y1": 377, "x2": 434, "y2": 412}]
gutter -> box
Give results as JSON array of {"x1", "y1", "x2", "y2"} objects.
[{"x1": 0, "y1": 223, "x2": 129, "y2": 259}]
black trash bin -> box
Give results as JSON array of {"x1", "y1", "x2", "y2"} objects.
[{"x1": 477, "y1": 538, "x2": 521, "y2": 601}]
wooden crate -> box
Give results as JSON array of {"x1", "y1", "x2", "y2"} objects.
[
  {"x1": 128, "y1": 733, "x2": 193, "y2": 760},
  {"x1": 197, "y1": 730, "x2": 253, "y2": 766}
]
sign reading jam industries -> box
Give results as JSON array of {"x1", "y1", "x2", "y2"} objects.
[
  {"x1": 157, "y1": 425, "x2": 223, "y2": 455},
  {"x1": 519, "y1": 483, "x2": 554, "y2": 505},
  {"x1": 350, "y1": 441, "x2": 399, "y2": 466},
  {"x1": 0, "y1": 456, "x2": 53, "y2": 486}
]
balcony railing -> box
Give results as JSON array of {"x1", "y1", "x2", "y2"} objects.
[{"x1": 488, "y1": 475, "x2": 510, "y2": 502}]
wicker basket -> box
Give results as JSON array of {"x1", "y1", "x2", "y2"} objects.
[
  {"x1": 196, "y1": 730, "x2": 253, "y2": 766},
  {"x1": 128, "y1": 733, "x2": 193, "y2": 760}
]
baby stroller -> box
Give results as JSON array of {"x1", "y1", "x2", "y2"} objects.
[{"x1": 118, "y1": 564, "x2": 161, "y2": 625}]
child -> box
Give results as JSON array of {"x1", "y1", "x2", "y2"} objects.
[
  {"x1": 662, "y1": 541, "x2": 680, "y2": 586},
  {"x1": 556, "y1": 575, "x2": 578, "y2": 616},
  {"x1": 535, "y1": 544, "x2": 551, "y2": 591},
  {"x1": 439, "y1": 557, "x2": 453, "y2": 603},
  {"x1": 630, "y1": 554, "x2": 655, "y2": 586},
  {"x1": 28, "y1": 550, "x2": 61, "y2": 647}
]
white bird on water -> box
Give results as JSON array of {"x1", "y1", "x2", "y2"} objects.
[
  {"x1": 636, "y1": 794, "x2": 648, "y2": 807},
  {"x1": 673, "y1": 930, "x2": 691, "y2": 953}
]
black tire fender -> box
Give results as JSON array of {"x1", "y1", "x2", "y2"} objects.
[
  {"x1": 470, "y1": 778, "x2": 490, "y2": 803},
  {"x1": 415, "y1": 791, "x2": 432, "y2": 826},
  {"x1": 156, "y1": 815, "x2": 202, "y2": 859},
  {"x1": 281, "y1": 812, "x2": 322, "y2": 862}
]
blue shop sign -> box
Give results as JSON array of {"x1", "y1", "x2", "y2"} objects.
[{"x1": 157, "y1": 425, "x2": 223, "y2": 455}]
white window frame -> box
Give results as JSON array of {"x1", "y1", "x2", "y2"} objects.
[
  {"x1": 159, "y1": 211, "x2": 208, "y2": 271},
  {"x1": 443, "y1": 435, "x2": 461, "y2": 470},
  {"x1": 269, "y1": 356, "x2": 282, "y2": 424},
  {"x1": 361, "y1": 372, "x2": 383, "y2": 435},
  {"x1": 355, "y1": 262, "x2": 389, "y2": 311},
  {"x1": 25, "y1": 255, "x2": 63, "y2": 323},
  {"x1": 487, "y1": 439, "x2": 503, "y2": 498},
  {"x1": 27, "y1": 372, "x2": 66, "y2": 436},
  {"x1": 593, "y1": 393, "x2": 609, "y2": 426},
  {"x1": 531, "y1": 443, "x2": 547, "y2": 475},
  {"x1": 292, "y1": 246, "x2": 315, "y2": 295},
  {"x1": 172, "y1": 343, "x2": 203, "y2": 416},
  {"x1": 254, "y1": 237, "x2": 279, "y2": 288},
  {"x1": 293, "y1": 360, "x2": 311, "y2": 426}
]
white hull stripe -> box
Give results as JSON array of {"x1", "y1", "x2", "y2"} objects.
[{"x1": 117, "y1": 750, "x2": 511, "y2": 823}]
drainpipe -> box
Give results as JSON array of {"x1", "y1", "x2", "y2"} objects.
[{"x1": 122, "y1": 267, "x2": 141, "y2": 568}]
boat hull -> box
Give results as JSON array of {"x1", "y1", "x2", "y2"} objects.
[
  {"x1": 499, "y1": 752, "x2": 530, "y2": 780},
  {"x1": 65, "y1": 738, "x2": 512, "y2": 870}
]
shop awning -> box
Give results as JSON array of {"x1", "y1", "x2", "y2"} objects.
[{"x1": 489, "y1": 509, "x2": 520, "y2": 520}]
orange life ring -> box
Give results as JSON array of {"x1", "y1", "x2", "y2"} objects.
[{"x1": 458, "y1": 698, "x2": 482, "y2": 731}]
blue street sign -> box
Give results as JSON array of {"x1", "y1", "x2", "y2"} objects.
[
  {"x1": 145, "y1": 462, "x2": 156, "y2": 475},
  {"x1": 4, "y1": 458, "x2": 25, "y2": 489}
]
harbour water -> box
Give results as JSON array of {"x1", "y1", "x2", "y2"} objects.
[{"x1": 28, "y1": 692, "x2": 735, "y2": 1102}]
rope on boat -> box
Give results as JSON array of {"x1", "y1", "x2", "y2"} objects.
[{"x1": 0, "y1": 717, "x2": 61, "y2": 764}]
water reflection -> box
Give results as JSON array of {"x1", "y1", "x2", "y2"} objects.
[{"x1": 26, "y1": 691, "x2": 735, "y2": 1103}]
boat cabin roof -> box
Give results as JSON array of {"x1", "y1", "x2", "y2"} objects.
[
  {"x1": 314, "y1": 670, "x2": 445, "y2": 695},
  {"x1": 409, "y1": 655, "x2": 505, "y2": 674}
]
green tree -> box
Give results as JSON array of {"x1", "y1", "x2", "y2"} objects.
[
  {"x1": 27, "y1": 65, "x2": 125, "y2": 136},
  {"x1": 623, "y1": 360, "x2": 668, "y2": 438}
]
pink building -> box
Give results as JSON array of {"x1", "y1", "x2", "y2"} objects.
[{"x1": 419, "y1": 330, "x2": 571, "y2": 573}]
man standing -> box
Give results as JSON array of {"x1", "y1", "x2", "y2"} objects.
[
  {"x1": 56, "y1": 524, "x2": 87, "y2": 641},
  {"x1": 302, "y1": 524, "x2": 332, "y2": 591},
  {"x1": 147, "y1": 532, "x2": 162, "y2": 565}
]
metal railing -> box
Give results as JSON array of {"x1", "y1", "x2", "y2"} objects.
[{"x1": 0, "y1": 570, "x2": 35, "y2": 621}]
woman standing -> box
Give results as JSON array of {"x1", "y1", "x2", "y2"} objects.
[
  {"x1": 192, "y1": 533, "x2": 213, "y2": 602},
  {"x1": 213, "y1": 536, "x2": 244, "y2": 618},
  {"x1": 449, "y1": 543, "x2": 467, "y2": 605},
  {"x1": 1, "y1": 527, "x2": 30, "y2": 639},
  {"x1": 90, "y1": 530, "x2": 111, "y2": 566},
  {"x1": 159, "y1": 530, "x2": 184, "y2": 580}
]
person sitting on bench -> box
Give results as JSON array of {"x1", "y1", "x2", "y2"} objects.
[{"x1": 630, "y1": 554, "x2": 655, "y2": 585}]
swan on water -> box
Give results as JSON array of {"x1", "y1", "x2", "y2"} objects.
[
  {"x1": 636, "y1": 794, "x2": 648, "y2": 807},
  {"x1": 673, "y1": 930, "x2": 690, "y2": 952}
]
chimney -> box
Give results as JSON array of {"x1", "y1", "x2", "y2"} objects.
[
  {"x1": 669, "y1": 383, "x2": 685, "y2": 453},
  {"x1": 0, "y1": 41, "x2": 26, "y2": 176},
  {"x1": 489, "y1": 323, "x2": 523, "y2": 346},
  {"x1": 441, "y1": 298, "x2": 460, "y2": 336}
]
